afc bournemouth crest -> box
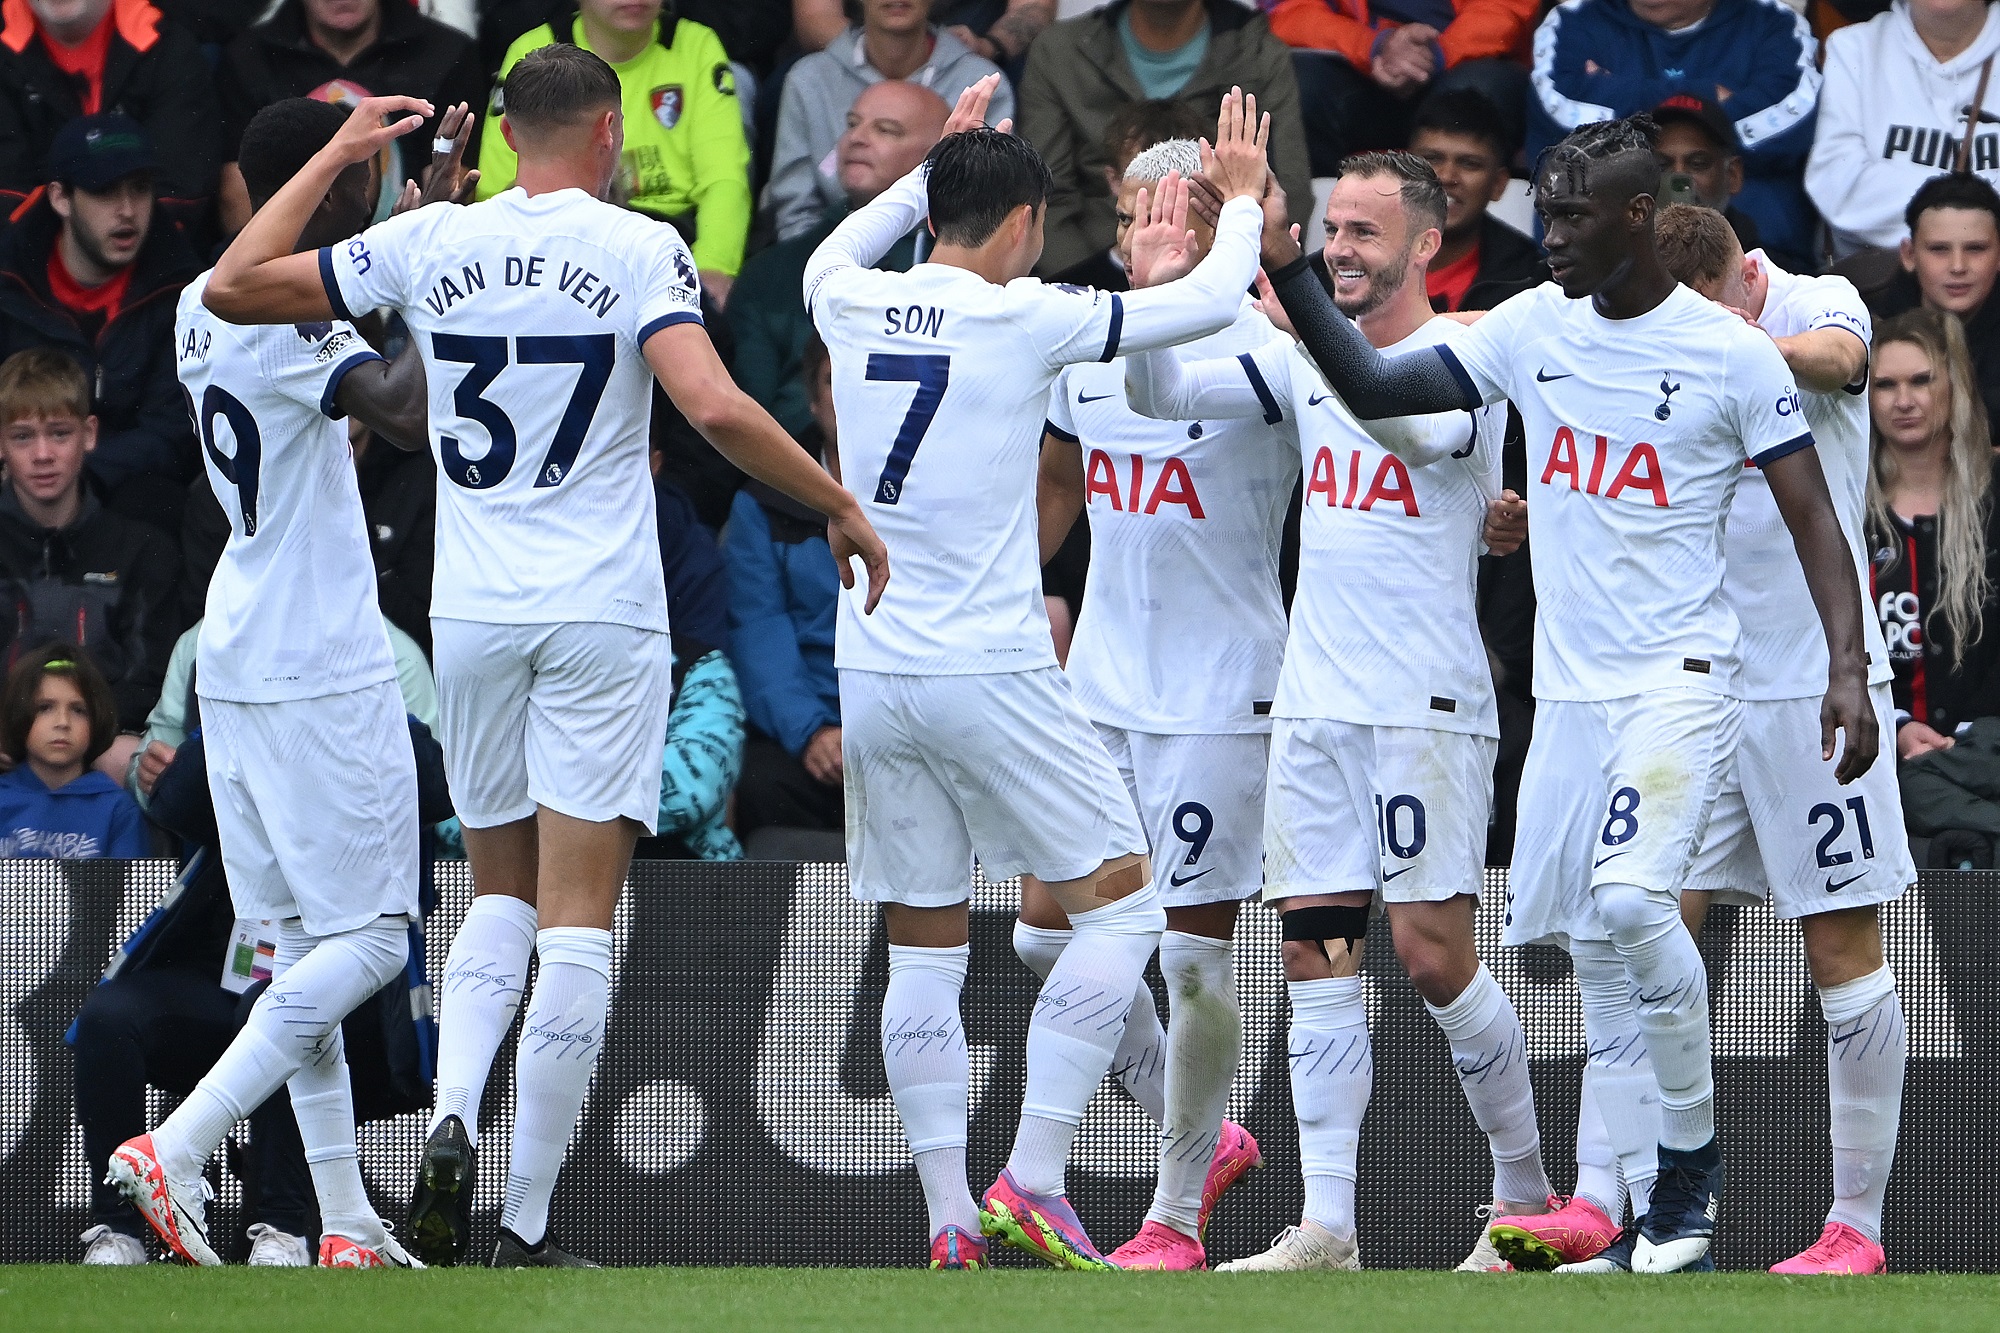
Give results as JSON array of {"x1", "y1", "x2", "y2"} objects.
[{"x1": 652, "y1": 85, "x2": 684, "y2": 129}]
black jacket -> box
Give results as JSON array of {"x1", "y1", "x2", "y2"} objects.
[
  {"x1": 0, "y1": 192, "x2": 200, "y2": 491},
  {"x1": 219, "y1": 0, "x2": 487, "y2": 171},
  {"x1": 1458, "y1": 215, "x2": 1549, "y2": 313},
  {"x1": 356, "y1": 435, "x2": 435, "y2": 657},
  {"x1": 0, "y1": 0, "x2": 224, "y2": 241},
  {"x1": 0, "y1": 487, "x2": 180, "y2": 730},
  {"x1": 1871, "y1": 487, "x2": 2000, "y2": 738}
]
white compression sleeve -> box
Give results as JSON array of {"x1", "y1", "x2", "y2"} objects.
[
  {"x1": 1125, "y1": 345, "x2": 1271, "y2": 422},
  {"x1": 803, "y1": 165, "x2": 929, "y2": 311},
  {"x1": 1012, "y1": 920, "x2": 1168, "y2": 1121}
]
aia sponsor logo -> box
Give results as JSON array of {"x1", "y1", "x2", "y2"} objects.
[
  {"x1": 1540, "y1": 426, "x2": 1669, "y2": 507},
  {"x1": 1085, "y1": 449, "x2": 1205, "y2": 517},
  {"x1": 1304, "y1": 447, "x2": 1419, "y2": 516}
]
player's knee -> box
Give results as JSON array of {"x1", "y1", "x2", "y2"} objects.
[
  {"x1": 1395, "y1": 937, "x2": 1474, "y2": 1006},
  {"x1": 1280, "y1": 903, "x2": 1370, "y2": 980},
  {"x1": 1590, "y1": 880, "x2": 1679, "y2": 949},
  {"x1": 1802, "y1": 906, "x2": 1884, "y2": 988}
]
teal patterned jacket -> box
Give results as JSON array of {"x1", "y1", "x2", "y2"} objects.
[{"x1": 661, "y1": 649, "x2": 745, "y2": 861}]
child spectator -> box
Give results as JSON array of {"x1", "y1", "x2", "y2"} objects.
[
  {"x1": 0, "y1": 117, "x2": 200, "y2": 500},
  {"x1": 1017, "y1": 0, "x2": 1310, "y2": 281},
  {"x1": 766, "y1": 0, "x2": 1008, "y2": 243},
  {"x1": 1809, "y1": 0, "x2": 2000, "y2": 260},
  {"x1": 0, "y1": 645, "x2": 146, "y2": 859},
  {"x1": 0, "y1": 349, "x2": 181, "y2": 749},
  {"x1": 1407, "y1": 87, "x2": 1546, "y2": 311},
  {"x1": 479, "y1": 0, "x2": 752, "y2": 307},
  {"x1": 215, "y1": 0, "x2": 488, "y2": 235},
  {"x1": 1874, "y1": 174, "x2": 2000, "y2": 445},
  {"x1": 1527, "y1": 0, "x2": 1821, "y2": 272},
  {"x1": 0, "y1": 0, "x2": 224, "y2": 244}
]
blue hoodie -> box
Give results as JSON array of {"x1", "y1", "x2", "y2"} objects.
[
  {"x1": 0, "y1": 765, "x2": 148, "y2": 859},
  {"x1": 1528, "y1": 0, "x2": 1821, "y2": 265}
]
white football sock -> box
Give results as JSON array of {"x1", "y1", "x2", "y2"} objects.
[
  {"x1": 1012, "y1": 920, "x2": 1166, "y2": 1122},
  {"x1": 882, "y1": 943, "x2": 979, "y2": 1238},
  {"x1": 1573, "y1": 937, "x2": 1660, "y2": 1216},
  {"x1": 1589, "y1": 882, "x2": 1714, "y2": 1151},
  {"x1": 1425, "y1": 964, "x2": 1550, "y2": 1208},
  {"x1": 1573, "y1": 1067, "x2": 1624, "y2": 1223},
  {"x1": 152, "y1": 916, "x2": 407, "y2": 1182},
  {"x1": 1148, "y1": 931, "x2": 1240, "y2": 1237},
  {"x1": 501, "y1": 927, "x2": 611, "y2": 1246},
  {"x1": 1821, "y1": 964, "x2": 1904, "y2": 1243},
  {"x1": 1289, "y1": 977, "x2": 1369, "y2": 1242},
  {"x1": 1006, "y1": 885, "x2": 1166, "y2": 1196},
  {"x1": 432, "y1": 894, "x2": 539, "y2": 1146}
]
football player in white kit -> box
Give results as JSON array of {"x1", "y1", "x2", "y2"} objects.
[
  {"x1": 807, "y1": 80, "x2": 1272, "y2": 1270},
  {"x1": 109, "y1": 98, "x2": 439, "y2": 1269},
  {"x1": 1021, "y1": 136, "x2": 1294, "y2": 1271},
  {"x1": 1644, "y1": 204, "x2": 1907, "y2": 1275},
  {"x1": 1260, "y1": 116, "x2": 1880, "y2": 1275},
  {"x1": 1125, "y1": 152, "x2": 1556, "y2": 1273},
  {"x1": 198, "y1": 52, "x2": 889, "y2": 1268}
]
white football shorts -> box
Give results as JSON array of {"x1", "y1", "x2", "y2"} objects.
[
  {"x1": 432, "y1": 618, "x2": 674, "y2": 831},
  {"x1": 1261, "y1": 717, "x2": 1495, "y2": 905},
  {"x1": 1688, "y1": 683, "x2": 1912, "y2": 918},
  {"x1": 1504, "y1": 687, "x2": 1741, "y2": 947},
  {"x1": 841, "y1": 667, "x2": 1148, "y2": 907},
  {"x1": 1096, "y1": 723, "x2": 1267, "y2": 908},
  {"x1": 202, "y1": 679, "x2": 419, "y2": 937}
]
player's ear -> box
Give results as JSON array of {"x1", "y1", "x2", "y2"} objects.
[
  {"x1": 1725, "y1": 153, "x2": 1743, "y2": 198},
  {"x1": 500, "y1": 115, "x2": 519, "y2": 153},
  {"x1": 1900, "y1": 236, "x2": 1917, "y2": 274}
]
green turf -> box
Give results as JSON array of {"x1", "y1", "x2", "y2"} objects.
[{"x1": 4, "y1": 1268, "x2": 1999, "y2": 1332}]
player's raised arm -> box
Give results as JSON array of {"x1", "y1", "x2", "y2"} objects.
[
  {"x1": 205, "y1": 96, "x2": 433, "y2": 324},
  {"x1": 644, "y1": 324, "x2": 889, "y2": 612},
  {"x1": 1772, "y1": 326, "x2": 1869, "y2": 395},
  {"x1": 1763, "y1": 445, "x2": 1879, "y2": 783}
]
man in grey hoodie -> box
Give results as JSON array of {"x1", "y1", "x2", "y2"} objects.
[{"x1": 765, "y1": 0, "x2": 1010, "y2": 241}]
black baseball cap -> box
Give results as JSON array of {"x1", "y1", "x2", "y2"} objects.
[
  {"x1": 1652, "y1": 93, "x2": 1738, "y2": 153},
  {"x1": 49, "y1": 114, "x2": 154, "y2": 191}
]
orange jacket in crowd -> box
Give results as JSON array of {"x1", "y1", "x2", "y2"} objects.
[{"x1": 1268, "y1": 0, "x2": 1537, "y2": 73}]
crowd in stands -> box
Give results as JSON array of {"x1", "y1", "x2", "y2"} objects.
[{"x1": 7, "y1": 0, "x2": 2000, "y2": 869}]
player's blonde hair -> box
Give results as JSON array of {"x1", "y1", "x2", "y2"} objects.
[{"x1": 1866, "y1": 307, "x2": 1993, "y2": 665}]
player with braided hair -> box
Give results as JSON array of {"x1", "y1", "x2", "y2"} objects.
[{"x1": 1247, "y1": 114, "x2": 1879, "y2": 1273}]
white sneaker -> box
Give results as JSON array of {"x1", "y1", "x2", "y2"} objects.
[
  {"x1": 246, "y1": 1224, "x2": 310, "y2": 1267},
  {"x1": 1215, "y1": 1220, "x2": 1360, "y2": 1272},
  {"x1": 79, "y1": 1225, "x2": 148, "y2": 1265},
  {"x1": 1456, "y1": 1202, "x2": 1513, "y2": 1272}
]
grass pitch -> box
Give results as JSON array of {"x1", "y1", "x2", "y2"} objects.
[{"x1": 4, "y1": 1268, "x2": 1999, "y2": 1332}]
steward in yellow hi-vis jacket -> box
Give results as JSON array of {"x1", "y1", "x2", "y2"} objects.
[{"x1": 477, "y1": 6, "x2": 752, "y2": 280}]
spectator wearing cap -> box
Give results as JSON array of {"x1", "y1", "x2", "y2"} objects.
[
  {"x1": 1018, "y1": 0, "x2": 1311, "y2": 282},
  {"x1": 214, "y1": 0, "x2": 488, "y2": 236},
  {"x1": 1273, "y1": 0, "x2": 1534, "y2": 177},
  {"x1": 730, "y1": 80, "x2": 946, "y2": 438},
  {"x1": 1649, "y1": 91, "x2": 1808, "y2": 273},
  {"x1": 1810, "y1": 0, "x2": 2000, "y2": 260},
  {"x1": 1526, "y1": 0, "x2": 1821, "y2": 269},
  {"x1": 1407, "y1": 87, "x2": 1545, "y2": 311},
  {"x1": 1873, "y1": 173, "x2": 2000, "y2": 446},
  {"x1": 0, "y1": 0, "x2": 222, "y2": 243},
  {"x1": 0, "y1": 116, "x2": 199, "y2": 501},
  {"x1": 766, "y1": 0, "x2": 1009, "y2": 244},
  {"x1": 480, "y1": 0, "x2": 752, "y2": 307}
]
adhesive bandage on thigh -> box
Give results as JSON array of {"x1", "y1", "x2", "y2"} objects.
[
  {"x1": 1042, "y1": 853, "x2": 1153, "y2": 917},
  {"x1": 1424, "y1": 964, "x2": 1550, "y2": 1209},
  {"x1": 1820, "y1": 964, "x2": 1905, "y2": 1242},
  {"x1": 1589, "y1": 881, "x2": 1714, "y2": 1152},
  {"x1": 882, "y1": 943, "x2": 979, "y2": 1239},
  {"x1": 1573, "y1": 937, "x2": 1660, "y2": 1214},
  {"x1": 1013, "y1": 920, "x2": 1167, "y2": 1122},
  {"x1": 1006, "y1": 883, "x2": 1166, "y2": 1195},
  {"x1": 1150, "y1": 931, "x2": 1241, "y2": 1236}
]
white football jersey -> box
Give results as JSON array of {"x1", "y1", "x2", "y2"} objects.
[
  {"x1": 1719, "y1": 255, "x2": 1893, "y2": 701},
  {"x1": 808, "y1": 177, "x2": 1263, "y2": 675},
  {"x1": 322, "y1": 188, "x2": 705, "y2": 632},
  {"x1": 175, "y1": 272, "x2": 397, "y2": 704},
  {"x1": 1441, "y1": 282, "x2": 1812, "y2": 703},
  {"x1": 1051, "y1": 303, "x2": 1296, "y2": 735}
]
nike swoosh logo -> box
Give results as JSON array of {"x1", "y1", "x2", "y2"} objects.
[
  {"x1": 1829, "y1": 1027, "x2": 1865, "y2": 1046},
  {"x1": 1168, "y1": 867, "x2": 1213, "y2": 887},
  {"x1": 1307, "y1": 393, "x2": 1332, "y2": 406},
  {"x1": 1825, "y1": 872, "x2": 1866, "y2": 893},
  {"x1": 1536, "y1": 368, "x2": 1575, "y2": 382},
  {"x1": 1078, "y1": 391, "x2": 1114, "y2": 403},
  {"x1": 1593, "y1": 850, "x2": 1630, "y2": 868},
  {"x1": 1381, "y1": 866, "x2": 1416, "y2": 881}
]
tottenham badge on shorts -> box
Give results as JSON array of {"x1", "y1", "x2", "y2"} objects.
[{"x1": 652, "y1": 85, "x2": 684, "y2": 130}]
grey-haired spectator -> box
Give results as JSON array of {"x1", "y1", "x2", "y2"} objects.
[
  {"x1": 0, "y1": 0, "x2": 223, "y2": 244},
  {"x1": 0, "y1": 116, "x2": 201, "y2": 502},
  {"x1": 1407, "y1": 87, "x2": 1546, "y2": 311},
  {"x1": 214, "y1": 0, "x2": 488, "y2": 235}
]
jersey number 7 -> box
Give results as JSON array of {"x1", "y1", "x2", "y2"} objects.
[
  {"x1": 866, "y1": 353, "x2": 949, "y2": 505},
  {"x1": 433, "y1": 333, "x2": 616, "y2": 490}
]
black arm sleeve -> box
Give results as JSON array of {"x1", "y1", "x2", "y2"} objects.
[{"x1": 1268, "y1": 255, "x2": 1483, "y2": 421}]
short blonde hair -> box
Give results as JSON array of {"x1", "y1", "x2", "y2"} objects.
[
  {"x1": 1655, "y1": 203, "x2": 1742, "y2": 294},
  {"x1": 0, "y1": 349, "x2": 90, "y2": 428}
]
